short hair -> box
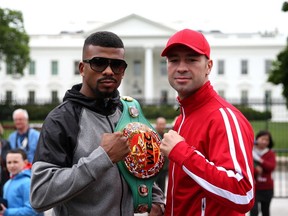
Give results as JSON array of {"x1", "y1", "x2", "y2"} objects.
[
  {"x1": 7, "y1": 148, "x2": 28, "y2": 160},
  {"x1": 12, "y1": 108, "x2": 29, "y2": 120},
  {"x1": 83, "y1": 31, "x2": 124, "y2": 57},
  {"x1": 156, "y1": 117, "x2": 166, "y2": 124},
  {"x1": 255, "y1": 130, "x2": 274, "y2": 149},
  {"x1": 0, "y1": 123, "x2": 4, "y2": 136}
]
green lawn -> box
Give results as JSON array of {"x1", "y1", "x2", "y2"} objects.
[
  {"x1": 250, "y1": 121, "x2": 288, "y2": 149},
  {"x1": 2, "y1": 120, "x2": 287, "y2": 149},
  {"x1": 150, "y1": 119, "x2": 288, "y2": 149}
]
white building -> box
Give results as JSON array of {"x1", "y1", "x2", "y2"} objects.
[{"x1": 0, "y1": 14, "x2": 287, "y2": 121}]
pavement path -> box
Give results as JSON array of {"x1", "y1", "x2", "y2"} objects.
[
  {"x1": 261, "y1": 198, "x2": 288, "y2": 216},
  {"x1": 44, "y1": 198, "x2": 288, "y2": 216}
]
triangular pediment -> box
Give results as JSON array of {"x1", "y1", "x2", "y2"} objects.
[{"x1": 85, "y1": 14, "x2": 176, "y2": 37}]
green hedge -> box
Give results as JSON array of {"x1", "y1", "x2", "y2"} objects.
[
  {"x1": 0, "y1": 103, "x2": 59, "y2": 121},
  {"x1": 234, "y1": 105, "x2": 271, "y2": 121},
  {"x1": 142, "y1": 105, "x2": 180, "y2": 120},
  {"x1": 0, "y1": 103, "x2": 270, "y2": 122}
]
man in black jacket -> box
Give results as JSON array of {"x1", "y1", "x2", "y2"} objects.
[{"x1": 30, "y1": 31, "x2": 165, "y2": 216}]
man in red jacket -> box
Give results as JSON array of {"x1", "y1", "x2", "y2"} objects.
[{"x1": 160, "y1": 29, "x2": 255, "y2": 216}]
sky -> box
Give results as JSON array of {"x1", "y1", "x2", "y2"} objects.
[{"x1": 1, "y1": 0, "x2": 287, "y2": 35}]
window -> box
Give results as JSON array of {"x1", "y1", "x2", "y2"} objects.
[
  {"x1": 217, "y1": 60, "x2": 225, "y2": 75},
  {"x1": 264, "y1": 90, "x2": 272, "y2": 111},
  {"x1": 6, "y1": 60, "x2": 18, "y2": 75},
  {"x1": 28, "y1": 91, "x2": 35, "y2": 104},
  {"x1": 218, "y1": 90, "x2": 225, "y2": 98},
  {"x1": 74, "y1": 60, "x2": 80, "y2": 75},
  {"x1": 160, "y1": 90, "x2": 168, "y2": 104},
  {"x1": 265, "y1": 60, "x2": 272, "y2": 74},
  {"x1": 241, "y1": 60, "x2": 248, "y2": 75},
  {"x1": 160, "y1": 60, "x2": 167, "y2": 76},
  {"x1": 51, "y1": 91, "x2": 59, "y2": 103},
  {"x1": 133, "y1": 60, "x2": 141, "y2": 76},
  {"x1": 5, "y1": 91, "x2": 13, "y2": 104},
  {"x1": 29, "y1": 60, "x2": 36, "y2": 75},
  {"x1": 51, "y1": 60, "x2": 58, "y2": 75},
  {"x1": 6, "y1": 64, "x2": 13, "y2": 75},
  {"x1": 132, "y1": 81, "x2": 142, "y2": 94},
  {"x1": 240, "y1": 90, "x2": 248, "y2": 105}
]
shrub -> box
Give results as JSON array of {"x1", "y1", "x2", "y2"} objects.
[
  {"x1": 0, "y1": 103, "x2": 59, "y2": 121},
  {"x1": 142, "y1": 105, "x2": 180, "y2": 120},
  {"x1": 234, "y1": 105, "x2": 271, "y2": 121},
  {"x1": 0, "y1": 103, "x2": 269, "y2": 122}
]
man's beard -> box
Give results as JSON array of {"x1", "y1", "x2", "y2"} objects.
[
  {"x1": 93, "y1": 77, "x2": 118, "y2": 99},
  {"x1": 92, "y1": 87, "x2": 117, "y2": 99}
]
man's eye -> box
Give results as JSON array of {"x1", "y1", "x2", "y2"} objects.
[{"x1": 188, "y1": 58, "x2": 197, "y2": 62}]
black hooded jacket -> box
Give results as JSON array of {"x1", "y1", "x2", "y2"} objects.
[{"x1": 30, "y1": 83, "x2": 164, "y2": 215}]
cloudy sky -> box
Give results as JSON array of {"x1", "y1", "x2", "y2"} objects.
[{"x1": 1, "y1": 0, "x2": 287, "y2": 35}]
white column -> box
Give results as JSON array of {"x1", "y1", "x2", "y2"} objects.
[
  {"x1": 118, "y1": 82, "x2": 123, "y2": 96},
  {"x1": 144, "y1": 47, "x2": 154, "y2": 104}
]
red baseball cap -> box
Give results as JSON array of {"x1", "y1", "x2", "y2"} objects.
[{"x1": 161, "y1": 29, "x2": 210, "y2": 59}]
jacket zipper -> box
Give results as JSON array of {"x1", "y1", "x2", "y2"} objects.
[
  {"x1": 201, "y1": 197, "x2": 206, "y2": 216},
  {"x1": 106, "y1": 115, "x2": 123, "y2": 216},
  {"x1": 171, "y1": 106, "x2": 186, "y2": 215}
]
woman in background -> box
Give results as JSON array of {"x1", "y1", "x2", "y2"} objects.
[{"x1": 250, "y1": 130, "x2": 276, "y2": 216}]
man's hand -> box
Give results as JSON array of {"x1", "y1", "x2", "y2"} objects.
[
  {"x1": 160, "y1": 130, "x2": 185, "y2": 157},
  {"x1": 148, "y1": 203, "x2": 164, "y2": 216},
  {"x1": 0, "y1": 204, "x2": 6, "y2": 216},
  {"x1": 255, "y1": 165, "x2": 263, "y2": 175},
  {"x1": 253, "y1": 151, "x2": 263, "y2": 163},
  {"x1": 100, "y1": 132, "x2": 130, "y2": 163}
]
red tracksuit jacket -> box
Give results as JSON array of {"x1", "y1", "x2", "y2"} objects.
[{"x1": 165, "y1": 81, "x2": 255, "y2": 216}]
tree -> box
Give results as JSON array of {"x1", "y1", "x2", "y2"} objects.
[
  {"x1": 0, "y1": 8, "x2": 30, "y2": 76},
  {"x1": 268, "y1": 2, "x2": 288, "y2": 107},
  {"x1": 283, "y1": 1, "x2": 288, "y2": 11}
]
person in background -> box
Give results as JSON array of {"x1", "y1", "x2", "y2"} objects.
[
  {"x1": 0, "y1": 123, "x2": 11, "y2": 197},
  {"x1": 8, "y1": 109, "x2": 40, "y2": 163},
  {"x1": 155, "y1": 117, "x2": 169, "y2": 195},
  {"x1": 0, "y1": 124, "x2": 4, "y2": 137},
  {"x1": 30, "y1": 31, "x2": 164, "y2": 216},
  {"x1": 160, "y1": 28, "x2": 255, "y2": 215},
  {"x1": 0, "y1": 148, "x2": 43, "y2": 216},
  {"x1": 155, "y1": 117, "x2": 167, "y2": 138},
  {"x1": 250, "y1": 130, "x2": 276, "y2": 216}
]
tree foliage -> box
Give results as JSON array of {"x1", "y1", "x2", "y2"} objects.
[
  {"x1": 268, "y1": 2, "x2": 288, "y2": 107},
  {"x1": 0, "y1": 8, "x2": 30, "y2": 75},
  {"x1": 283, "y1": 1, "x2": 288, "y2": 11}
]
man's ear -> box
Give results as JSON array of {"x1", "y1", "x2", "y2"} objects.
[
  {"x1": 121, "y1": 71, "x2": 125, "y2": 79},
  {"x1": 206, "y1": 59, "x2": 213, "y2": 75},
  {"x1": 79, "y1": 62, "x2": 85, "y2": 77}
]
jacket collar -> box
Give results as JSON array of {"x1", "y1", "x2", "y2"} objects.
[
  {"x1": 177, "y1": 81, "x2": 217, "y2": 113},
  {"x1": 63, "y1": 83, "x2": 122, "y2": 115}
]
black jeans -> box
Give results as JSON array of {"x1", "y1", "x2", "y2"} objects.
[{"x1": 250, "y1": 189, "x2": 273, "y2": 216}]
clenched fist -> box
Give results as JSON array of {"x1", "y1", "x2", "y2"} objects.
[
  {"x1": 160, "y1": 130, "x2": 185, "y2": 157},
  {"x1": 100, "y1": 132, "x2": 130, "y2": 163}
]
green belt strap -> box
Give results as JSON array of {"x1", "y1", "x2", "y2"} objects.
[{"x1": 115, "y1": 96, "x2": 159, "y2": 213}]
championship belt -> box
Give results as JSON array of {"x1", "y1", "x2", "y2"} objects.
[{"x1": 115, "y1": 96, "x2": 164, "y2": 213}]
